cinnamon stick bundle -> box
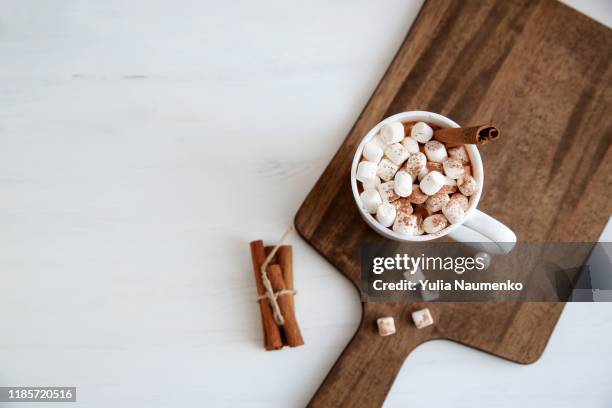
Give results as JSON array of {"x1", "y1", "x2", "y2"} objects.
[
  {"x1": 250, "y1": 241, "x2": 303, "y2": 350},
  {"x1": 433, "y1": 124, "x2": 500, "y2": 146}
]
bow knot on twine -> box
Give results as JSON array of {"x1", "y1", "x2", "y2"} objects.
[{"x1": 257, "y1": 226, "x2": 295, "y2": 325}]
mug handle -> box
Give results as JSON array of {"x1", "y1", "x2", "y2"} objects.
[{"x1": 447, "y1": 209, "x2": 517, "y2": 254}]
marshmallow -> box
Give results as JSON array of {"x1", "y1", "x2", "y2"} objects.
[
  {"x1": 411, "y1": 121, "x2": 434, "y2": 143},
  {"x1": 363, "y1": 140, "x2": 384, "y2": 163},
  {"x1": 418, "y1": 162, "x2": 443, "y2": 181},
  {"x1": 412, "y1": 204, "x2": 430, "y2": 235},
  {"x1": 407, "y1": 184, "x2": 428, "y2": 204},
  {"x1": 448, "y1": 146, "x2": 469, "y2": 164},
  {"x1": 417, "y1": 167, "x2": 427, "y2": 182},
  {"x1": 393, "y1": 170, "x2": 413, "y2": 197},
  {"x1": 356, "y1": 161, "x2": 377, "y2": 183},
  {"x1": 362, "y1": 175, "x2": 381, "y2": 190},
  {"x1": 378, "y1": 181, "x2": 400, "y2": 202},
  {"x1": 411, "y1": 206, "x2": 427, "y2": 236},
  {"x1": 442, "y1": 200, "x2": 465, "y2": 224},
  {"x1": 401, "y1": 136, "x2": 420, "y2": 154},
  {"x1": 393, "y1": 213, "x2": 420, "y2": 235},
  {"x1": 376, "y1": 158, "x2": 399, "y2": 182},
  {"x1": 458, "y1": 174, "x2": 478, "y2": 196},
  {"x1": 423, "y1": 214, "x2": 449, "y2": 234},
  {"x1": 439, "y1": 176, "x2": 458, "y2": 194},
  {"x1": 376, "y1": 202, "x2": 396, "y2": 227},
  {"x1": 377, "y1": 317, "x2": 396, "y2": 336},
  {"x1": 412, "y1": 308, "x2": 434, "y2": 329},
  {"x1": 439, "y1": 185, "x2": 458, "y2": 195},
  {"x1": 380, "y1": 122, "x2": 404, "y2": 145},
  {"x1": 360, "y1": 189, "x2": 382, "y2": 214},
  {"x1": 449, "y1": 192, "x2": 469, "y2": 211},
  {"x1": 404, "y1": 152, "x2": 427, "y2": 178},
  {"x1": 419, "y1": 171, "x2": 446, "y2": 195},
  {"x1": 392, "y1": 198, "x2": 413, "y2": 215},
  {"x1": 427, "y1": 161, "x2": 444, "y2": 173},
  {"x1": 384, "y1": 143, "x2": 410, "y2": 165},
  {"x1": 425, "y1": 191, "x2": 450, "y2": 213},
  {"x1": 424, "y1": 140, "x2": 448, "y2": 163},
  {"x1": 443, "y1": 158, "x2": 465, "y2": 179},
  {"x1": 372, "y1": 133, "x2": 385, "y2": 148}
]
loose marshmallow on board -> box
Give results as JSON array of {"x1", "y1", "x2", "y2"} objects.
[
  {"x1": 419, "y1": 171, "x2": 446, "y2": 195},
  {"x1": 423, "y1": 214, "x2": 449, "y2": 234},
  {"x1": 360, "y1": 189, "x2": 383, "y2": 214},
  {"x1": 393, "y1": 170, "x2": 413, "y2": 197},
  {"x1": 401, "y1": 136, "x2": 420, "y2": 154},
  {"x1": 356, "y1": 161, "x2": 377, "y2": 183},
  {"x1": 385, "y1": 143, "x2": 410, "y2": 165},
  {"x1": 377, "y1": 317, "x2": 396, "y2": 336},
  {"x1": 377, "y1": 158, "x2": 399, "y2": 182},
  {"x1": 443, "y1": 158, "x2": 465, "y2": 179},
  {"x1": 393, "y1": 213, "x2": 421, "y2": 235},
  {"x1": 363, "y1": 139, "x2": 384, "y2": 163},
  {"x1": 411, "y1": 122, "x2": 434, "y2": 143},
  {"x1": 442, "y1": 199, "x2": 465, "y2": 224},
  {"x1": 376, "y1": 202, "x2": 396, "y2": 227},
  {"x1": 378, "y1": 181, "x2": 400, "y2": 202},
  {"x1": 404, "y1": 152, "x2": 427, "y2": 178},
  {"x1": 424, "y1": 140, "x2": 448, "y2": 163},
  {"x1": 380, "y1": 122, "x2": 404, "y2": 144},
  {"x1": 412, "y1": 308, "x2": 434, "y2": 329},
  {"x1": 425, "y1": 191, "x2": 450, "y2": 213}
]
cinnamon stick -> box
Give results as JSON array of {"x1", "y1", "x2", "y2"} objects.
[
  {"x1": 267, "y1": 264, "x2": 304, "y2": 347},
  {"x1": 277, "y1": 246, "x2": 293, "y2": 290},
  {"x1": 433, "y1": 124, "x2": 500, "y2": 146},
  {"x1": 264, "y1": 246, "x2": 278, "y2": 264},
  {"x1": 249, "y1": 240, "x2": 283, "y2": 350},
  {"x1": 277, "y1": 246, "x2": 294, "y2": 338}
]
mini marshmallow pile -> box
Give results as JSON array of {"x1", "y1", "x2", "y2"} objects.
[{"x1": 356, "y1": 121, "x2": 478, "y2": 236}]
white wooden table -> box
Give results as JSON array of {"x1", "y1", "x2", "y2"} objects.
[{"x1": 1, "y1": 1, "x2": 611, "y2": 406}]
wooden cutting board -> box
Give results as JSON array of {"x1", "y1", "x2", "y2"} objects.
[{"x1": 295, "y1": 0, "x2": 612, "y2": 406}]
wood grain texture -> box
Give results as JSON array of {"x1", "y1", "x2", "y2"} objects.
[{"x1": 295, "y1": 0, "x2": 612, "y2": 406}]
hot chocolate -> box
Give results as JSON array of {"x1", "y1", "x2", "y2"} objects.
[{"x1": 356, "y1": 121, "x2": 479, "y2": 237}]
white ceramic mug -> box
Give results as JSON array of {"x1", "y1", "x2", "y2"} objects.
[{"x1": 350, "y1": 111, "x2": 516, "y2": 254}]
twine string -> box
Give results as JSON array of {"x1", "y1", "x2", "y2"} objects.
[
  {"x1": 257, "y1": 288, "x2": 297, "y2": 302},
  {"x1": 259, "y1": 225, "x2": 294, "y2": 326}
]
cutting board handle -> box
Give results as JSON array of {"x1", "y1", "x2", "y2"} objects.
[{"x1": 308, "y1": 303, "x2": 429, "y2": 407}]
